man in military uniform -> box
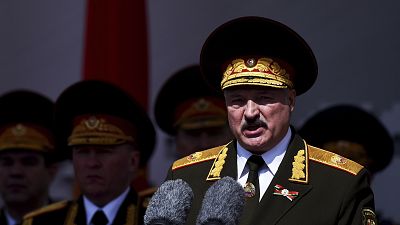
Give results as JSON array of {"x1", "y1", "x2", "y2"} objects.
[
  {"x1": 298, "y1": 104, "x2": 394, "y2": 180},
  {"x1": 22, "y1": 80, "x2": 156, "y2": 225},
  {"x1": 154, "y1": 65, "x2": 233, "y2": 158},
  {"x1": 299, "y1": 104, "x2": 397, "y2": 224},
  {"x1": 165, "y1": 16, "x2": 376, "y2": 225},
  {"x1": 0, "y1": 90, "x2": 58, "y2": 225}
]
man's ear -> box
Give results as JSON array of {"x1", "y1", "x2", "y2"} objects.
[
  {"x1": 288, "y1": 89, "x2": 296, "y2": 112},
  {"x1": 130, "y1": 150, "x2": 141, "y2": 172}
]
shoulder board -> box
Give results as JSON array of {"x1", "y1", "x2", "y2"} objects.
[
  {"x1": 308, "y1": 145, "x2": 364, "y2": 175},
  {"x1": 23, "y1": 200, "x2": 68, "y2": 219},
  {"x1": 172, "y1": 145, "x2": 225, "y2": 170},
  {"x1": 138, "y1": 187, "x2": 157, "y2": 209},
  {"x1": 138, "y1": 187, "x2": 157, "y2": 198}
]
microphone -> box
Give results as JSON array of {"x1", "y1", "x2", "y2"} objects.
[
  {"x1": 144, "y1": 179, "x2": 194, "y2": 225},
  {"x1": 196, "y1": 176, "x2": 245, "y2": 225}
]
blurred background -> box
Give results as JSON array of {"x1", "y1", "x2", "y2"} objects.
[{"x1": 0, "y1": 0, "x2": 399, "y2": 222}]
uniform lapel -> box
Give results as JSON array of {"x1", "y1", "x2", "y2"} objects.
[
  {"x1": 0, "y1": 209, "x2": 8, "y2": 225},
  {"x1": 74, "y1": 197, "x2": 87, "y2": 225},
  {"x1": 245, "y1": 134, "x2": 313, "y2": 225},
  {"x1": 111, "y1": 189, "x2": 138, "y2": 225},
  {"x1": 219, "y1": 141, "x2": 238, "y2": 179}
]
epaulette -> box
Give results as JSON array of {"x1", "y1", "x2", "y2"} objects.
[
  {"x1": 172, "y1": 145, "x2": 225, "y2": 170},
  {"x1": 138, "y1": 187, "x2": 157, "y2": 209},
  {"x1": 23, "y1": 200, "x2": 68, "y2": 219},
  {"x1": 308, "y1": 145, "x2": 364, "y2": 175}
]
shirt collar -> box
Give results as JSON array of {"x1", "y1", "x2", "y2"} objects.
[
  {"x1": 4, "y1": 209, "x2": 18, "y2": 225},
  {"x1": 237, "y1": 128, "x2": 291, "y2": 177},
  {"x1": 83, "y1": 187, "x2": 130, "y2": 225}
]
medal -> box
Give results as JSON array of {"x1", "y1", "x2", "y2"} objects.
[{"x1": 243, "y1": 182, "x2": 256, "y2": 198}]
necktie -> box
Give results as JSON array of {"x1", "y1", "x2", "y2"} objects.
[
  {"x1": 240, "y1": 155, "x2": 265, "y2": 224},
  {"x1": 244, "y1": 155, "x2": 264, "y2": 202},
  {"x1": 91, "y1": 210, "x2": 108, "y2": 225}
]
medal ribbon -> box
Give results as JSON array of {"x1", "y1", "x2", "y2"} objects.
[{"x1": 273, "y1": 184, "x2": 299, "y2": 201}]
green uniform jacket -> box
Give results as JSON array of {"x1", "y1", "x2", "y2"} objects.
[
  {"x1": 21, "y1": 188, "x2": 151, "y2": 225},
  {"x1": 0, "y1": 209, "x2": 9, "y2": 225},
  {"x1": 166, "y1": 133, "x2": 376, "y2": 225}
]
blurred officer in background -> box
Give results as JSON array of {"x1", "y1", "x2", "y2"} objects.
[
  {"x1": 22, "y1": 80, "x2": 156, "y2": 225},
  {"x1": 0, "y1": 90, "x2": 58, "y2": 225},
  {"x1": 154, "y1": 65, "x2": 233, "y2": 158},
  {"x1": 299, "y1": 104, "x2": 394, "y2": 179},
  {"x1": 299, "y1": 104, "x2": 397, "y2": 225}
]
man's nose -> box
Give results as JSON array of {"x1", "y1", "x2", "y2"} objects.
[{"x1": 244, "y1": 100, "x2": 260, "y2": 119}]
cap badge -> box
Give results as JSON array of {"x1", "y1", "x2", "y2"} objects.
[
  {"x1": 273, "y1": 184, "x2": 299, "y2": 201},
  {"x1": 246, "y1": 58, "x2": 256, "y2": 67},
  {"x1": 194, "y1": 98, "x2": 210, "y2": 112},
  {"x1": 243, "y1": 182, "x2": 256, "y2": 198},
  {"x1": 12, "y1": 124, "x2": 27, "y2": 136},
  {"x1": 84, "y1": 116, "x2": 100, "y2": 130}
]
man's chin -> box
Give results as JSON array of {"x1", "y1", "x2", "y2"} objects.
[
  {"x1": 81, "y1": 184, "x2": 107, "y2": 195},
  {"x1": 240, "y1": 138, "x2": 267, "y2": 152}
]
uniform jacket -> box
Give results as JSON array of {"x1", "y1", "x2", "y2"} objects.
[
  {"x1": 166, "y1": 133, "x2": 376, "y2": 225},
  {"x1": 21, "y1": 188, "x2": 152, "y2": 225},
  {"x1": 0, "y1": 199, "x2": 55, "y2": 225},
  {"x1": 0, "y1": 209, "x2": 9, "y2": 225}
]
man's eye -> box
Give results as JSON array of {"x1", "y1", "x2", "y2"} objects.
[
  {"x1": 229, "y1": 98, "x2": 243, "y2": 105},
  {"x1": 98, "y1": 149, "x2": 113, "y2": 154},
  {"x1": 0, "y1": 158, "x2": 13, "y2": 167},
  {"x1": 21, "y1": 157, "x2": 40, "y2": 166},
  {"x1": 75, "y1": 149, "x2": 89, "y2": 155}
]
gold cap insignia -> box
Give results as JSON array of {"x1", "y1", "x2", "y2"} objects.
[
  {"x1": 68, "y1": 114, "x2": 135, "y2": 146},
  {"x1": 174, "y1": 97, "x2": 227, "y2": 130},
  {"x1": 0, "y1": 123, "x2": 54, "y2": 152},
  {"x1": 221, "y1": 57, "x2": 293, "y2": 90}
]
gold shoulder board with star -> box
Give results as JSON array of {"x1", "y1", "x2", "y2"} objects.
[
  {"x1": 172, "y1": 145, "x2": 225, "y2": 170},
  {"x1": 308, "y1": 145, "x2": 364, "y2": 175},
  {"x1": 23, "y1": 200, "x2": 68, "y2": 220}
]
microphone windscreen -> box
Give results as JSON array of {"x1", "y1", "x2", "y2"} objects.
[
  {"x1": 196, "y1": 176, "x2": 245, "y2": 225},
  {"x1": 144, "y1": 179, "x2": 194, "y2": 225}
]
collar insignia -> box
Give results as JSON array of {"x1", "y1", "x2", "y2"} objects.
[
  {"x1": 206, "y1": 146, "x2": 229, "y2": 180},
  {"x1": 289, "y1": 145, "x2": 309, "y2": 183}
]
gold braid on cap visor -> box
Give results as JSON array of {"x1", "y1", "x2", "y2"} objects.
[
  {"x1": 0, "y1": 124, "x2": 54, "y2": 151},
  {"x1": 173, "y1": 98, "x2": 227, "y2": 130},
  {"x1": 221, "y1": 58, "x2": 293, "y2": 90},
  {"x1": 68, "y1": 116, "x2": 135, "y2": 146}
]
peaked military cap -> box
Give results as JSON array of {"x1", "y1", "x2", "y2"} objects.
[
  {"x1": 0, "y1": 90, "x2": 55, "y2": 156},
  {"x1": 299, "y1": 104, "x2": 394, "y2": 174},
  {"x1": 154, "y1": 65, "x2": 227, "y2": 135},
  {"x1": 200, "y1": 16, "x2": 318, "y2": 95},
  {"x1": 55, "y1": 80, "x2": 156, "y2": 166}
]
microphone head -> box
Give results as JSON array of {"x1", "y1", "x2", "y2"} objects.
[
  {"x1": 196, "y1": 176, "x2": 245, "y2": 225},
  {"x1": 144, "y1": 179, "x2": 194, "y2": 225}
]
